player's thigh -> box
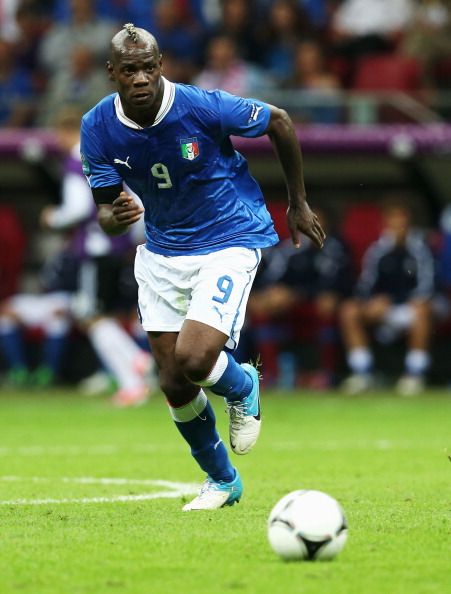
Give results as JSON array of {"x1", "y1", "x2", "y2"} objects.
[
  {"x1": 363, "y1": 295, "x2": 392, "y2": 323},
  {"x1": 186, "y1": 247, "x2": 261, "y2": 350},
  {"x1": 176, "y1": 319, "x2": 229, "y2": 380},
  {"x1": 314, "y1": 292, "x2": 340, "y2": 318},
  {"x1": 134, "y1": 245, "x2": 186, "y2": 333}
]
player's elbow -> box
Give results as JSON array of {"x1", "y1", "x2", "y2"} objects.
[{"x1": 266, "y1": 106, "x2": 293, "y2": 139}]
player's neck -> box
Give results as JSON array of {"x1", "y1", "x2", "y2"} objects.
[{"x1": 124, "y1": 105, "x2": 160, "y2": 128}]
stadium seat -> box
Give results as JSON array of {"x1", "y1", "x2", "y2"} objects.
[
  {"x1": 267, "y1": 201, "x2": 291, "y2": 240},
  {"x1": 352, "y1": 54, "x2": 422, "y2": 92},
  {"x1": 351, "y1": 55, "x2": 423, "y2": 122},
  {"x1": 341, "y1": 203, "x2": 383, "y2": 274},
  {"x1": 0, "y1": 206, "x2": 26, "y2": 299}
]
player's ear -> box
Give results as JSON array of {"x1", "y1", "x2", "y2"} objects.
[{"x1": 106, "y1": 61, "x2": 115, "y2": 81}]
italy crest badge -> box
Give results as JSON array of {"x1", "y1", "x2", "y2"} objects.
[{"x1": 180, "y1": 138, "x2": 200, "y2": 161}]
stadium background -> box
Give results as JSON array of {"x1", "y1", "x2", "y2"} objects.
[{"x1": 1, "y1": 0, "x2": 451, "y2": 388}]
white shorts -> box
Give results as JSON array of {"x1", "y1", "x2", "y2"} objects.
[
  {"x1": 134, "y1": 245, "x2": 261, "y2": 349},
  {"x1": 5, "y1": 292, "x2": 72, "y2": 328},
  {"x1": 376, "y1": 303, "x2": 416, "y2": 343},
  {"x1": 382, "y1": 304, "x2": 414, "y2": 331}
]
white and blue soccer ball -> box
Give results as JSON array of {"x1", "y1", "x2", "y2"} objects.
[{"x1": 267, "y1": 490, "x2": 348, "y2": 561}]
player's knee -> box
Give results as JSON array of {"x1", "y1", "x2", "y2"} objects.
[
  {"x1": 159, "y1": 372, "x2": 196, "y2": 406},
  {"x1": 410, "y1": 300, "x2": 432, "y2": 323},
  {"x1": 174, "y1": 345, "x2": 216, "y2": 383},
  {"x1": 340, "y1": 300, "x2": 361, "y2": 325}
]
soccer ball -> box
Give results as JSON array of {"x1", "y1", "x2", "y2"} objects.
[{"x1": 267, "y1": 490, "x2": 348, "y2": 561}]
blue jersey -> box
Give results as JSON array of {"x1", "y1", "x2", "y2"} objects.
[{"x1": 80, "y1": 79, "x2": 279, "y2": 256}]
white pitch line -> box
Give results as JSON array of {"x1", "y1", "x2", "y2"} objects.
[
  {"x1": 0, "y1": 443, "x2": 182, "y2": 457},
  {"x1": 0, "y1": 491, "x2": 197, "y2": 506},
  {"x1": 0, "y1": 476, "x2": 200, "y2": 506},
  {"x1": 0, "y1": 476, "x2": 198, "y2": 489}
]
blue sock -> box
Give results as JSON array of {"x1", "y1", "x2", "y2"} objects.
[
  {"x1": 0, "y1": 328, "x2": 26, "y2": 369},
  {"x1": 209, "y1": 352, "x2": 253, "y2": 402},
  {"x1": 169, "y1": 391, "x2": 235, "y2": 483},
  {"x1": 134, "y1": 333, "x2": 151, "y2": 353},
  {"x1": 42, "y1": 335, "x2": 68, "y2": 374}
]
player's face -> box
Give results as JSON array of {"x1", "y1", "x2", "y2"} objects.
[
  {"x1": 108, "y1": 43, "x2": 163, "y2": 121},
  {"x1": 384, "y1": 206, "x2": 411, "y2": 242}
]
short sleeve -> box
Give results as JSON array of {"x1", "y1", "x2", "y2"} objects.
[
  {"x1": 80, "y1": 117, "x2": 122, "y2": 189},
  {"x1": 216, "y1": 91, "x2": 270, "y2": 139}
]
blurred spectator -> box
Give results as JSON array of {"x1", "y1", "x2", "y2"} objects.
[
  {"x1": 52, "y1": 0, "x2": 124, "y2": 23},
  {"x1": 300, "y1": 0, "x2": 329, "y2": 28},
  {"x1": 0, "y1": 290, "x2": 72, "y2": 388},
  {"x1": 428, "y1": 204, "x2": 451, "y2": 340},
  {"x1": 37, "y1": 106, "x2": 155, "y2": 406},
  {"x1": 13, "y1": 2, "x2": 52, "y2": 95},
  {"x1": 204, "y1": 0, "x2": 260, "y2": 63},
  {"x1": 247, "y1": 207, "x2": 353, "y2": 389},
  {"x1": 288, "y1": 39, "x2": 340, "y2": 91},
  {"x1": 329, "y1": 0, "x2": 414, "y2": 78},
  {"x1": 160, "y1": 50, "x2": 193, "y2": 85},
  {"x1": 401, "y1": 0, "x2": 451, "y2": 85},
  {"x1": 340, "y1": 199, "x2": 435, "y2": 396},
  {"x1": 37, "y1": 44, "x2": 114, "y2": 125},
  {"x1": 39, "y1": 0, "x2": 115, "y2": 77},
  {"x1": 437, "y1": 203, "x2": 451, "y2": 303},
  {"x1": 0, "y1": 38, "x2": 35, "y2": 126},
  {"x1": 123, "y1": 0, "x2": 168, "y2": 29},
  {"x1": 150, "y1": 0, "x2": 202, "y2": 80},
  {"x1": 0, "y1": 0, "x2": 20, "y2": 41},
  {"x1": 256, "y1": 0, "x2": 328, "y2": 29},
  {"x1": 254, "y1": 0, "x2": 313, "y2": 84},
  {"x1": 285, "y1": 38, "x2": 342, "y2": 123},
  {"x1": 193, "y1": 34, "x2": 274, "y2": 96}
]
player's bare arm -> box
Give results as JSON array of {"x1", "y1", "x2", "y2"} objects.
[
  {"x1": 97, "y1": 191, "x2": 144, "y2": 236},
  {"x1": 265, "y1": 105, "x2": 326, "y2": 249}
]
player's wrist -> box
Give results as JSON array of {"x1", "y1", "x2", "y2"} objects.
[{"x1": 288, "y1": 197, "x2": 307, "y2": 210}]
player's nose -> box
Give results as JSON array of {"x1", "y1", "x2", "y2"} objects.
[{"x1": 133, "y1": 70, "x2": 149, "y2": 85}]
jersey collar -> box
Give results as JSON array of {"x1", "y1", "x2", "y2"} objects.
[{"x1": 114, "y1": 77, "x2": 175, "y2": 129}]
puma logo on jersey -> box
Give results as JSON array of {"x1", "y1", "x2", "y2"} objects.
[
  {"x1": 114, "y1": 156, "x2": 132, "y2": 169},
  {"x1": 249, "y1": 104, "x2": 263, "y2": 122}
]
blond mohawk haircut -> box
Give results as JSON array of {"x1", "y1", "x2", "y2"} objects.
[{"x1": 123, "y1": 23, "x2": 139, "y2": 43}]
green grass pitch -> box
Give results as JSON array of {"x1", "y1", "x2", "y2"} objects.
[{"x1": 0, "y1": 388, "x2": 449, "y2": 594}]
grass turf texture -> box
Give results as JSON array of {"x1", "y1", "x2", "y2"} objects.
[{"x1": 0, "y1": 389, "x2": 449, "y2": 594}]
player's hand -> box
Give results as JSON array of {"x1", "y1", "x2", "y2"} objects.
[
  {"x1": 111, "y1": 192, "x2": 144, "y2": 227},
  {"x1": 287, "y1": 201, "x2": 326, "y2": 249},
  {"x1": 40, "y1": 206, "x2": 55, "y2": 228}
]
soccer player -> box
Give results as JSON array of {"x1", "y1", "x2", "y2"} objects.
[
  {"x1": 80, "y1": 24, "x2": 325, "y2": 510},
  {"x1": 40, "y1": 106, "x2": 154, "y2": 406},
  {"x1": 340, "y1": 199, "x2": 435, "y2": 396},
  {"x1": 247, "y1": 206, "x2": 353, "y2": 388}
]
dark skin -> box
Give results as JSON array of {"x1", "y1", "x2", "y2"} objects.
[{"x1": 98, "y1": 28, "x2": 326, "y2": 406}]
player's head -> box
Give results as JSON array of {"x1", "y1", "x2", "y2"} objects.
[
  {"x1": 107, "y1": 24, "x2": 163, "y2": 119},
  {"x1": 381, "y1": 196, "x2": 413, "y2": 243},
  {"x1": 53, "y1": 105, "x2": 83, "y2": 152}
]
